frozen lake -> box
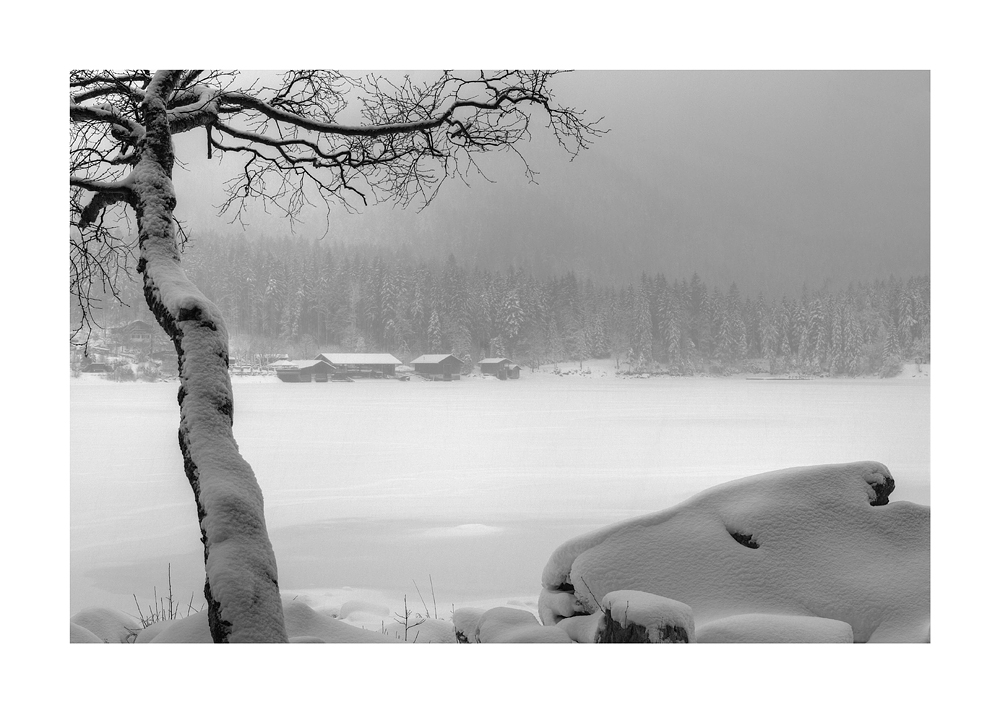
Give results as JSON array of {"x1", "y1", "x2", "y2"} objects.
[{"x1": 70, "y1": 373, "x2": 930, "y2": 616}]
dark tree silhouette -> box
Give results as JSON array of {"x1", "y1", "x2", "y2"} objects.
[{"x1": 69, "y1": 69, "x2": 602, "y2": 642}]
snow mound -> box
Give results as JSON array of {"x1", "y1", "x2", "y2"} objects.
[
  {"x1": 418, "y1": 523, "x2": 503, "y2": 538},
  {"x1": 491, "y1": 625, "x2": 573, "y2": 643},
  {"x1": 337, "y1": 600, "x2": 391, "y2": 621},
  {"x1": 70, "y1": 622, "x2": 104, "y2": 643},
  {"x1": 697, "y1": 613, "x2": 854, "y2": 643},
  {"x1": 281, "y1": 599, "x2": 395, "y2": 643},
  {"x1": 474, "y1": 606, "x2": 540, "y2": 643},
  {"x1": 70, "y1": 607, "x2": 139, "y2": 643},
  {"x1": 453, "y1": 606, "x2": 571, "y2": 643},
  {"x1": 143, "y1": 610, "x2": 214, "y2": 643},
  {"x1": 539, "y1": 461, "x2": 929, "y2": 643},
  {"x1": 133, "y1": 619, "x2": 174, "y2": 643},
  {"x1": 93, "y1": 598, "x2": 400, "y2": 643},
  {"x1": 600, "y1": 590, "x2": 695, "y2": 643},
  {"x1": 453, "y1": 607, "x2": 486, "y2": 643},
  {"x1": 390, "y1": 616, "x2": 457, "y2": 643},
  {"x1": 555, "y1": 612, "x2": 603, "y2": 643}
]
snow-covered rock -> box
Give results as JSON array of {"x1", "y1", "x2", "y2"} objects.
[
  {"x1": 133, "y1": 618, "x2": 174, "y2": 643},
  {"x1": 282, "y1": 599, "x2": 395, "y2": 642},
  {"x1": 70, "y1": 607, "x2": 139, "y2": 643},
  {"x1": 144, "y1": 610, "x2": 213, "y2": 643},
  {"x1": 539, "y1": 461, "x2": 929, "y2": 643},
  {"x1": 474, "y1": 607, "x2": 540, "y2": 643},
  {"x1": 697, "y1": 613, "x2": 854, "y2": 643},
  {"x1": 451, "y1": 606, "x2": 571, "y2": 643},
  {"x1": 597, "y1": 590, "x2": 695, "y2": 643},
  {"x1": 538, "y1": 587, "x2": 587, "y2": 620},
  {"x1": 555, "y1": 612, "x2": 603, "y2": 643}
]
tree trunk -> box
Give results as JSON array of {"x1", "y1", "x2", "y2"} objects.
[{"x1": 133, "y1": 71, "x2": 287, "y2": 643}]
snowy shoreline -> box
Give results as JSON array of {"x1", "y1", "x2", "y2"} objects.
[{"x1": 71, "y1": 359, "x2": 931, "y2": 385}]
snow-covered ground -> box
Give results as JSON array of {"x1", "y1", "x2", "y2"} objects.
[{"x1": 71, "y1": 366, "x2": 929, "y2": 638}]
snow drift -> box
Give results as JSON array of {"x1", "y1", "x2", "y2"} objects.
[{"x1": 538, "y1": 461, "x2": 929, "y2": 642}]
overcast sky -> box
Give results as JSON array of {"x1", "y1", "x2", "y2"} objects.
[{"x1": 172, "y1": 70, "x2": 929, "y2": 297}]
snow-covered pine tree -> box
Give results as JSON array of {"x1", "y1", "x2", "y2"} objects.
[{"x1": 427, "y1": 309, "x2": 443, "y2": 353}]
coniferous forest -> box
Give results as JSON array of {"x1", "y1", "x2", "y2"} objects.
[{"x1": 93, "y1": 233, "x2": 930, "y2": 378}]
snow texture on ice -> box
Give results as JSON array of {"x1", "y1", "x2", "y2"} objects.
[{"x1": 540, "y1": 461, "x2": 929, "y2": 643}]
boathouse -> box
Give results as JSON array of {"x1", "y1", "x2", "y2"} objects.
[
  {"x1": 478, "y1": 357, "x2": 521, "y2": 379},
  {"x1": 410, "y1": 354, "x2": 464, "y2": 380},
  {"x1": 314, "y1": 353, "x2": 402, "y2": 378},
  {"x1": 274, "y1": 359, "x2": 339, "y2": 382}
]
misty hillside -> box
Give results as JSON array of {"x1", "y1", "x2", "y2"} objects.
[{"x1": 170, "y1": 71, "x2": 929, "y2": 295}]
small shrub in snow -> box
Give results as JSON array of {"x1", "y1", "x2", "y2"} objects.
[{"x1": 123, "y1": 564, "x2": 200, "y2": 642}]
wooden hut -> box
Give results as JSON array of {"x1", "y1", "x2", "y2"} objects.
[
  {"x1": 275, "y1": 359, "x2": 339, "y2": 382},
  {"x1": 478, "y1": 357, "x2": 511, "y2": 376},
  {"x1": 478, "y1": 357, "x2": 521, "y2": 380},
  {"x1": 410, "y1": 354, "x2": 464, "y2": 380},
  {"x1": 314, "y1": 353, "x2": 402, "y2": 378}
]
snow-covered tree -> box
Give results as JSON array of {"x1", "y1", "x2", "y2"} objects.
[
  {"x1": 426, "y1": 309, "x2": 443, "y2": 353},
  {"x1": 70, "y1": 69, "x2": 601, "y2": 642}
]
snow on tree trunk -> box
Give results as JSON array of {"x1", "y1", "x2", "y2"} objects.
[{"x1": 133, "y1": 71, "x2": 287, "y2": 643}]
